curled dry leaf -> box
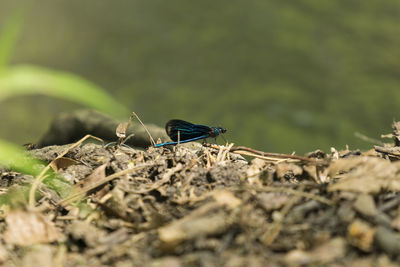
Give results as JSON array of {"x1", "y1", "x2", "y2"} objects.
[
  {"x1": 328, "y1": 157, "x2": 400, "y2": 194},
  {"x1": 4, "y1": 210, "x2": 62, "y2": 246},
  {"x1": 50, "y1": 157, "x2": 79, "y2": 173},
  {"x1": 116, "y1": 122, "x2": 129, "y2": 139}
]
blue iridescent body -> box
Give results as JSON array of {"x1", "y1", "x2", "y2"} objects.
[{"x1": 154, "y1": 119, "x2": 226, "y2": 148}]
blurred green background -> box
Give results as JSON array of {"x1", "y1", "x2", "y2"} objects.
[{"x1": 0, "y1": 0, "x2": 399, "y2": 154}]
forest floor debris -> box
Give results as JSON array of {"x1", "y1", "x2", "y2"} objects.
[{"x1": 1, "y1": 122, "x2": 400, "y2": 266}]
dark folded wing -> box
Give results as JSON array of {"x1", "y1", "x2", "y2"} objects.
[{"x1": 166, "y1": 119, "x2": 211, "y2": 141}]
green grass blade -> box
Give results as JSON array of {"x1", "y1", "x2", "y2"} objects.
[
  {"x1": 0, "y1": 64, "x2": 129, "y2": 117},
  {"x1": 0, "y1": 139, "x2": 43, "y2": 176},
  {"x1": 0, "y1": 13, "x2": 23, "y2": 72},
  {"x1": 0, "y1": 139, "x2": 72, "y2": 200}
]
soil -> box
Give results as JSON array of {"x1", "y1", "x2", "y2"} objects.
[{"x1": 1, "y1": 122, "x2": 400, "y2": 266}]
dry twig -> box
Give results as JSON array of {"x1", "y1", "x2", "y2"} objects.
[{"x1": 205, "y1": 144, "x2": 327, "y2": 165}]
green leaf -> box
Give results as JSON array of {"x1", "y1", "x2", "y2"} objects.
[{"x1": 0, "y1": 65, "x2": 129, "y2": 117}]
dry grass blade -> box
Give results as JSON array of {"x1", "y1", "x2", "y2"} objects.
[
  {"x1": 205, "y1": 149, "x2": 216, "y2": 168},
  {"x1": 132, "y1": 112, "x2": 156, "y2": 146},
  {"x1": 354, "y1": 132, "x2": 384, "y2": 145},
  {"x1": 237, "y1": 149, "x2": 298, "y2": 163},
  {"x1": 216, "y1": 143, "x2": 234, "y2": 162}
]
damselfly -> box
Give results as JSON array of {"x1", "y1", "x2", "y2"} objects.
[{"x1": 154, "y1": 119, "x2": 226, "y2": 147}]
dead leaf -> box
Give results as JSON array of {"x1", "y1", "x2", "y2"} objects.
[
  {"x1": 73, "y1": 163, "x2": 107, "y2": 193},
  {"x1": 63, "y1": 164, "x2": 108, "y2": 205},
  {"x1": 4, "y1": 210, "x2": 62, "y2": 245},
  {"x1": 328, "y1": 157, "x2": 400, "y2": 194}
]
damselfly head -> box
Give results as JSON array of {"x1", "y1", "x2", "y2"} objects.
[
  {"x1": 211, "y1": 127, "x2": 226, "y2": 137},
  {"x1": 218, "y1": 127, "x2": 227, "y2": 134}
]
